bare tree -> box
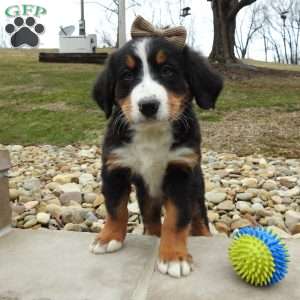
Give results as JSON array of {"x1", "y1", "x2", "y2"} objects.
[
  {"x1": 207, "y1": 0, "x2": 257, "y2": 64},
  {"x1": 88, "y1": 0, "x2": 140, "y2": 47},
  {"x1": 235, "y1": 3, "x2": 265, "y2": 59},
  {"x1": 96, "y1": 30, "x2": 115, "y2": 47},
  {"x1": 263, "y1": 0, "x2": 300, "y2": 64}
]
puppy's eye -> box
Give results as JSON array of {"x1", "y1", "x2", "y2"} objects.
[
  {"x1": 121, "y1": 70, "x2": 134, "y2": 81},
  {"x1": 161, "y1": 65, "x2": 175, "y2": 78}
]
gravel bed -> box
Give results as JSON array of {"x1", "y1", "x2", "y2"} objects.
[{"x1": 2, "y1": 144, "x2": 300, "y2": 239}]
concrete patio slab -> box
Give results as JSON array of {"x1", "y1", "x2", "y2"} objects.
[
  {"x1": 147, "y1": 237, "x2": 300, "y2": 300},
  {"x1": 0, "y1": 230, "x2": 299, "y2": 300},
  {"x1": 0, "y1": 230, "x2": 157, "y2": 300}
]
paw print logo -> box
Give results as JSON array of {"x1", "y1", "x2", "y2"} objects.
[{"x1": 5, "y1": 17, "x2": 45, "y2": 48}]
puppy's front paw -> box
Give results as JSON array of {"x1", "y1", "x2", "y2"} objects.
[
  {"x1": 89, "y1": 239, "x2": 123, "y2": 254},
  {"x1": 157, "y1": 254, "x2": 193, "y2": 278},
  {"x1": 157, "y1": 259, "x2": 193, "y2": 278}
]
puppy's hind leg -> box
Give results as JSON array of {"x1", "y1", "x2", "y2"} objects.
[
  {"x1": 134, "y1": 177, "x2": 162, "y2": 237},
  {"x1": 191, "y1": 167, "x2": 211, "y2": 237}
]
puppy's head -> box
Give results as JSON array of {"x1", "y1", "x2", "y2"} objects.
[{"x1": 93, "y1": 38, "x2": 223, "y2": 123}]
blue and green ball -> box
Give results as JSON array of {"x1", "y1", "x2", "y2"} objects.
[{"x1": 229, "y1": 227, "x2": 289, "y2": 286}]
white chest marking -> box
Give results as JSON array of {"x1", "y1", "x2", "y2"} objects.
[{"x1": 112, "y1": 123, "x2": 194, "y2": 197}]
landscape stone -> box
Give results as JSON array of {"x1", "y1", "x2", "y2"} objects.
[
  {"x1": 53, "y1": 174, "x2": 78, "y2": 184},
  {"x1": 285, "y1": 210, "x2": 300, "y2": 232},
  {"x1": 96, "y1": 205, "x2": 107, "y2": 219},
  {"x1": 60, "y1": 192, "x2": 82, "y2": 205},
  {"x1": 216, "y1": 200, "x2": 234, "y2": 211},
  {"x1": 207, "y1": 211, "x2": 219, "y2": 222},
  {"x1": 279, "y1": 177, "x2": 297, "y2": 188},
  {"x1": 215, "y1": 222, "x2": 230, "y2": 235},
  {"x1": 23, "y1": 178, "x2": 41, "y2": 192},
  {"x1": 278, "y1": 186, "x2": 300, "y2": 198},
  {"x1": 83, "y1": 192, "x2": 97, "y2": 204},
  {"x1": 23, "y1": 217, "x2": 38, "y2": 228},
  {"x1": 9, "y1": 188, "x2": 19, "y2": 200},
  {"x1": 128, "y1": 202, "x2": 140, "y2": 214},
  {"x1": 36, "y1": 212, "x2": 50, "y2": 225},
  {"x1": 262, "y1": 179, "x2": 277, "y2": 191},
  {"x1": 79, "y1": 173, "x2": 95, "y2": 186},
  {"x1": 274, "y1": 204, "x2": 287, "y2": 213},
  {"x1": 24, "y1": 201, "x2": 39, "y2": 210},
  {"x1": 205, "y1": 191, "x2": 227, "y2": 204},
  {"x1": 236, "y1": 192, "x2": 253, "y2": 201},
  {"x1": 235, "y1": 201, "x2": 251, "y2": 213},
  {"x1": 268, "y1": 226, "x2": 291, "y2": 238},
  {"x1": 242, "y1": 178, "x2": 258, "y2": 188},
  {"x1": 60, "y1": 183, "x2": 81, "y2": 193},
  {"x1": 231, "y1": 218, "x2": 252, "y2": 231},
  {"x1": 291, "y1": 224, "x2": 300, "y2": 235},
  {"x1": 93, "y1": 194, "x2": 105, "y2": 208},
  {"x1": 64, "y1": 223, "x2": 82, "y2": 232}
]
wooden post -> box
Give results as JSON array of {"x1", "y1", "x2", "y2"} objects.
[
  {"x1": 118, "y1": 0, "x2": 126, "y2": 48},
  {"x1": 0, "y1": 150, "x2": 11, "y2": 231}
]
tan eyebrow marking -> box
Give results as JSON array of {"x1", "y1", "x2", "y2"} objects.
[
  {"x1": 156, "y1": 50, "x2": 167, "y2": 64},
  {"x1": 125, "y1": 55, "x2": 136, "y2": 69}
]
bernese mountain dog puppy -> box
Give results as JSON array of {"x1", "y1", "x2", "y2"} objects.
[{"x1": 90, "y1": 37, "x2": 223, "y2": 278}]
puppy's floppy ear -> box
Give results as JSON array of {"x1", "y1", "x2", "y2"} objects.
[
  {"x1": 184, "y1": 47, "x2": 223, "y2": 109},
  {"x1": 92, "y1": 55, "x2": 115, "y2": 118}
]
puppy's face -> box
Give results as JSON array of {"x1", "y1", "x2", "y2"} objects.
[
  {"x1": 115, "y1": 39, "x2": 189, "y2": 123},
  {"x1": 93, "y1": 38, "x2": 223, "y2": 123}
]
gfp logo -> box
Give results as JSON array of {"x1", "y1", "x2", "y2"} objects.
[{"x1": 5, "y1": 4, "x2": 47, "y2": 48}]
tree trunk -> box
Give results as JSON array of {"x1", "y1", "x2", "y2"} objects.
[
  {"x1": 209, "y1": 0, "x2": 237, "y2": 63},
  {"x1": 209, "y1": 0, "x2": 256, "y2": 64}
]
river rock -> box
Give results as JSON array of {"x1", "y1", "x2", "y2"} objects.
[
  {"x1": 36, "y1": 212, "x2": 50, "y2": 225},
  {"x1": 262, "y1": 180, "x2": 277, "y2": 191},
  {"x1": 242, "y1": 178, "x2": 258, "y2": 188},
  {"x1": 285, "y1": 210, "x2": 300, "y2": 232},
  {"x1": 60, "y1": 192, "x2": 82, "y2": 205},
  {"x1": 236, "y1": 192, "x2": 253, "y2": 201},
  {"x1": 60, "y1": 183, "x2": 81, "y2": 193},
  {"x1": 231, "y1": 218, "x2": 252, "y2": 231},
  {"x1": 205, "y1": 191, "x2": 227, "y2": 204},
  {"x1": 217, "y1": 200, "x2": 235, "y2": 211}
]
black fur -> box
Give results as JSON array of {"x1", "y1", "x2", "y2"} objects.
[{"x1": 183, "y1": 47, "x2": 223, "y2": 109}]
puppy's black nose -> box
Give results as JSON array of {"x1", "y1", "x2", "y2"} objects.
[{"x1": 138, "y1": 100, "x2": 160, "y2": 118}]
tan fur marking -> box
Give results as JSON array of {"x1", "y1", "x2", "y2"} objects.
[
  {"x1": 156, "y1": 50, "x2": 167, "y2": 64},
  {"x1": 169, "y1": 153, "x2": 199, "y2": 169},
  {"x1": 119, "y1": 96, "x2": 132, "y2": 121},
  {"x1": 106, "y1": 153, "x2": 121, "y2": 171},
  {"x1": 140, "y1": 196, "x2": 162, "y2": 237},
  {"x1": 159, "y1": 200, "x2": 191, "y2": 262},
  {"x1": 191, "y1": 215, "x2": 212, "y2": 236},
  {"x1": 167, "y1": 92, "x2": 186, "y2": 120},
  {"x1": 125, "y1": 55, "x2": 136, "y2": 69},
  {"x1": 144, "y1": 223, "x2": 161, "y2": 237},
  {"x1": 96, "y1": 196, "x2": 129, "y2": 244}
]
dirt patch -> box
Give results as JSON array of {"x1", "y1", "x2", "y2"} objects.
[
  {"x1": 201, "y1": 107, "x2": 300, "y2": 158},
  {"x1": 213, "y1": 63, "x2": 300, "y2": 81}
]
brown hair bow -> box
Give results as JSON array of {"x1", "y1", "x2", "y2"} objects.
[{"x1": 131, "y1": 16, "x2": 187, "y2": 49}]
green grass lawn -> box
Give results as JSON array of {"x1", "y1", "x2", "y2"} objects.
[
  {"x1": 0, "y1": 49, "x2": 299, "y2": 147},
  {"x1": 0, "y1": 49, "x2": 104, "y2": 144}
]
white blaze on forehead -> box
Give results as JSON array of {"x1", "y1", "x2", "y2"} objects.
[{"x1": 130, "y1": 39, "x2": 169, "y2": 122}]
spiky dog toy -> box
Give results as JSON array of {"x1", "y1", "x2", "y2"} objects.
[{"x1": 229, "y1": 226, "x2": 289, "y2": 286}]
